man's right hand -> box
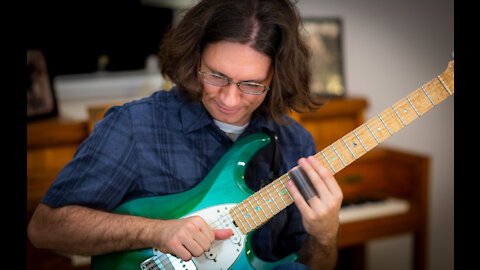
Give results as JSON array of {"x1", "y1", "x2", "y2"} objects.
[{"x1": 153, "y1": 216, "x2": 233, "y2": 262}]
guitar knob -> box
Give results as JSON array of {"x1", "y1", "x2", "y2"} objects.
[
  {"x1": 204, "y1": 249, "x2": 217, "y2": 260},
  {"x1": 230, "y1": 233, "x2": 240, "y2": 244}
]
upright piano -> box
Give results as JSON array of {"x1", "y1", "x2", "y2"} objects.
[{"x1": 27, "y1": 97, "x2": 429, "y2": 270}]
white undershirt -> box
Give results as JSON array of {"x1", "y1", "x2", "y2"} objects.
[{"x1": 213, "y1": 120, "x2": 249, "y2": 141}]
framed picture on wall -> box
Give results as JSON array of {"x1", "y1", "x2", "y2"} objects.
[
  {"x1": 301, "y1": 18, "x2": 346, "y2": 97},
  {"x1": 27, "y1": 49, "x2": 58, "y2": 120}
]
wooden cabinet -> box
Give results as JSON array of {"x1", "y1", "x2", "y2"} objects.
[
  {"x1": 27, "y1": 117, "x2": 89, "y2": 214},
  {"x1": 27, "y1": 117, "x2": 90, "y2": 270}
]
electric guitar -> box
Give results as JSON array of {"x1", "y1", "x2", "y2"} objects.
[{"x1": 91, "y1": 60, "x2": 454, "y2": 269}]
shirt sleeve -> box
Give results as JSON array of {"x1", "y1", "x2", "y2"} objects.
[{"x1": 41, "y1": 105, "x2": 139, "y2": 212}]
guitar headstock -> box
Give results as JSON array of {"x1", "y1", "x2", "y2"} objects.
[
  {"x1": 446, "y1": 60, "x2": 454, "y2": 73},
  {"x1": 440, "y1": 59, "x2": 454, "y2": 95}
]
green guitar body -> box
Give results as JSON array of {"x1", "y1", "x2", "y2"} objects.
[{"x1": 91, "y1": 133, "x2": 297, "y2": 269}]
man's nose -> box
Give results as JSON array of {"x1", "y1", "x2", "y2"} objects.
[{"x1": 220, "y1": 83, "x2": 241, "y2": 107}]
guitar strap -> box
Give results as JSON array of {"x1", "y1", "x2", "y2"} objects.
[{"x1": 262, "y1": 128, "x2": 280, "y2": 182}]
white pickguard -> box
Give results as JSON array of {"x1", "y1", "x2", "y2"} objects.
[{"x1": 141, "y1": 203, "x2": 246, "y2": 270}]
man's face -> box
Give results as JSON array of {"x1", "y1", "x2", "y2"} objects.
[{"x1": 200, "y1": 41, "x2": 273, "y2": 126}]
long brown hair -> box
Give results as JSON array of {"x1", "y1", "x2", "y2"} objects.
[{"x1": 158, "y1": 0, "x2": 323, "y2": 123}]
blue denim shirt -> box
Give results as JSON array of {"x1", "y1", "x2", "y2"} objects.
[{"x1": 42, "y1": 87, "x2": 317, "y2": 261}]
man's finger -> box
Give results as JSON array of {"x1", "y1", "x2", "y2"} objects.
[
  {"x1": 170, "y1": 242, "x2": 192, "y2": 262},
  {"x1": 286, "y1": 178, "x2": 314, "y2": 217},
  {"x1": 298, "y1": 158, "x2": 332, "y2": 202},
  {"x1": 306, "y1": 156, "x2": 343, "y2": 201},
  {"x1": 214, "y1": 229, "x2": 233, "y2": 240}
]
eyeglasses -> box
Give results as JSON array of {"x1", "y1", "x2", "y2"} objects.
[{"x1": 198, "y1": 70, "x2": 270, "y2": 95}]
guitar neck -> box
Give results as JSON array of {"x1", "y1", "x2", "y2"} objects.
[{"x1": 230, "y1": 61, "x2": 454, "y2": 235}]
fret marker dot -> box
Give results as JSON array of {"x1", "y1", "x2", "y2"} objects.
[
  {"x1": 268, "y1": 199, "x2": 272, "y2": 203},
  {"x1": 352, "y1": 142, "x2": 358, "y2": 147},
  {"x1": 377, "y1": 127, "x2": 381, "y2": 131},
  {"x1": 281, "y1": 190, "x2": 285, "y2": 194},
  {"x1": 331, "y1": 157, "x2": 336, "y2": 161},
  {"x1": 404, "y1": 109, "x2": 408, "y2": 113},
  {"x1": 255, "y1": 206, "x2": 260, "y2": 211}
]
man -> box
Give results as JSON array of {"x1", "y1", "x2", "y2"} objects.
[{"x1": 28, "y1": 0, "x2": 343, "y2": 269}]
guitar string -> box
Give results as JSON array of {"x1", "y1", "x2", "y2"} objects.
[{"x1": 147, "y1": 71, "x2": 454, "y2": 268}]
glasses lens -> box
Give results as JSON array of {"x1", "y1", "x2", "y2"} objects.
[
  {"x1": 201, "y1": 72, "x2": 228, "y2": 87},
  {"x1": 239, "y1": 83, "x2": 266, "y2": 94}
]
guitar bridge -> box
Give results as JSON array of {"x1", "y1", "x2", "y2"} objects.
[
  {"x1": 140, "y1": 255, "x2": 158, "y2": 270},
  {"x1": 141, "y1": 253, "x2": 197, "y2": 270}
]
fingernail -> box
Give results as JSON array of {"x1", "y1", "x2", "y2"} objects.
[{"x1": 286, "y1": 180, "x2": 294, "y2": 187}]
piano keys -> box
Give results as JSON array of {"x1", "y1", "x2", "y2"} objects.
[{"x1": 340, "y1": 197, "x2": 410, "y2": 224}]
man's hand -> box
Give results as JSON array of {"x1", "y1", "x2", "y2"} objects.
[
  {"x1": 153, "y1": 216, "x2": 233, "y2": 262},
  {"x1": 286, "y1": 156, "x2": 343, "y2": 269},
  {"x1": 28, "y1": 204, "x2": 232, "y2": 261}
]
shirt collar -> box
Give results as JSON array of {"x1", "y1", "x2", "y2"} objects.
[
  {"x1": 180, "y1": 100, "x2": 213, "y2": 133},
  {"x1": 240, "y1": 111, "x2": 276, "y2": 138}
]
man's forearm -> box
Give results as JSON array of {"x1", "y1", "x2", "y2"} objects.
[
  {"x1": 298, "y1": 234, "x2": 338, "y2": 270},
  {"x1": 27, "y1": 203, "x2": 157, "y2": 256}
]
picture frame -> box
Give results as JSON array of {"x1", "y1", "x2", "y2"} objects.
[
  {"x1": 300, "y1": 18, "x2": 346, "y2": 97},
  {"x1": 27, "y1": 49, "x2": 58, "y2": 120}
]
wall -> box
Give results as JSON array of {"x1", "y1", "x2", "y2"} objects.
[{"x1": 296, "y1": 0, "x2": 454, "y2": 270}]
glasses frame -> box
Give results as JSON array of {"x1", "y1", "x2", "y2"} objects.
[{"x1": 198, "y1": 69, "x2": 270, "y2": 95}]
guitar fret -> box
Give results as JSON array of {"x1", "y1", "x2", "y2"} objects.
[
  {"x1": 236, "y1": 204, "x2": 253, "y2": 231},
  {"x1": 265, "y1": 184, "x2": 281, "y2": 211},
  {"x1": 437, "y1": 75, "x2": 452, "y2": 95},
  {"x1": 332, "y1": 140, "x2": 354, "y2": 165},
  {"x1": 231, "y1": 207, "x2": 248, "y2": 233},
  {"x1": 259, "y1": 190, "x2": 275, "y2": 215},
  {"x1": 408, "y1": 89, "x2": 433, "y2": 115},
  {"x1": 391, "y1": 105, "x2": 406, "y2": 127},
  {"x1": 344, "y1": 132, "x2": 367, "y2": 160},
  {"x1": 241, "y1": 201, "x2": 257, "y2": 227},
  {"x1": 371, "y1": 116, "x2": 392, "y2": 143},
  {"x1": 252, "y1": 194, "x2": 269, "y2": 220},
  {"x1": 427, "y1": 78, "x2": 451, "y2": 105},
  {"x1": 342, "y1": 137, "x2": 357, "y2": 159},
  {"x1": 331, "y1": 144, "x2": 346, "y2": 166},
  {"x1": 272, "y1": 181, "x2": 288, "y2": 207},
  {"x1": 247, "y1": 198, "x2": 263, "y2": 223},
  {"x1": 377, "y1": 113, "x2": 392, "y2": 135},
  {"x1": 321, "y1": 150, "x2": 336, "y2": 173},
  {"x1": 397, "y1": 98, "x2": 419, "y2": 125},
  {"x1": 421, "y1": 86, "x2": 436, "y2": 106},
  {"x1": 279, "y1": 176, "x2": 294, "y2": 203},
  {"x1": 406, "y1": 96, "x2": 420, "y2": 116},
  {"x1": 323, "y1": 146, "x2": 346, "y2": 172},
  {"x1": 353, "y1": 130, "x2": 368, "y2": 151},
  {"x1": 365, "y1": 123, "x2": 380, "y2": 144}
]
